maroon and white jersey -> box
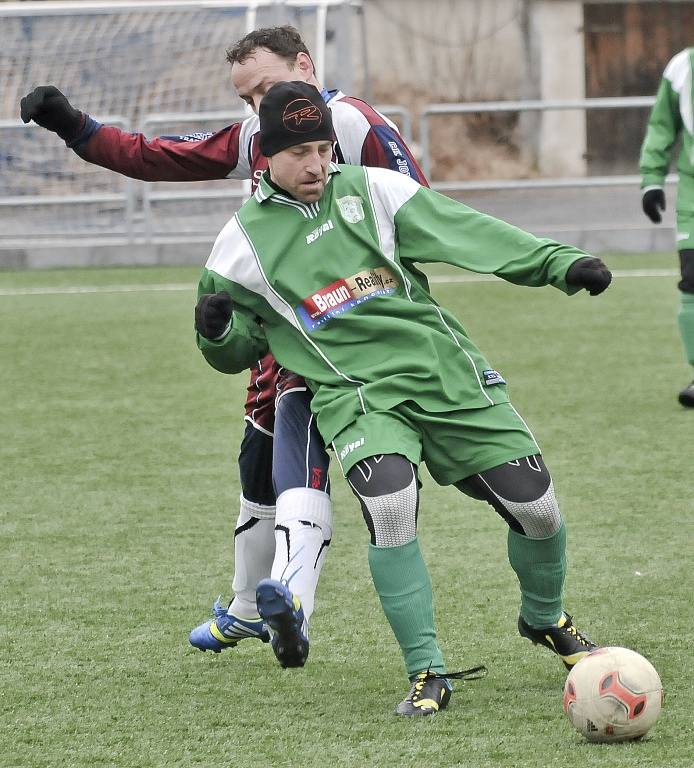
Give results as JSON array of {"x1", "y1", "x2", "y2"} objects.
[{"x1": 72, "y1": 88, "x2": 428, "y2": 432}]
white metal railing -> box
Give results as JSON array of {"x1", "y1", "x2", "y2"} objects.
[
  {"x1": 0, "y1": 117, "x2": 135, "y2": 239},
  {"x1": 1, "y1": 104, "x2": 412, "y2": 243},
  {"x1": 420, "y1": 95, "x2": 658, "y2": 188},
  {"x1": 140, "y1": 104, "x2": 411, "y2": 238},
  {"x1": 140, "y1": 111, "x2": 249, "y2": 240},
  {"x1": 2, "y1": 96, "x2": 667, "y2": 243}
]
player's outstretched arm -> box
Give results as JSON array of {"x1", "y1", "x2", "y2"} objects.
[
  {"x1": 20, "y1": 84, "x2": 247, "y2": 182},
  {"x1": 380, "y1": 171, "x2": 610, "y2": 295}
]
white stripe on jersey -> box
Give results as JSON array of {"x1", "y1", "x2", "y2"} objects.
[
  {"x1": 664, "y1": 49, "x2": 693, "y2": 135},
  {"x1": 363, "y1": 165, "x2": 420, "y2": 269},
  {"x1": 328, "y1": 93, "x2": 398, "y2": 164},
  {"x1": 205, "y1": 213, "x2": 302, "y2": 331},
  {"x1": 228, "y1": 114, "x2": 260, "y2": 180}
]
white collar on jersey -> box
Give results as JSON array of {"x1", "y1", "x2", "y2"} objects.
[{"x1": 253, "y1": 162, "x2": 340, "y2": 219}]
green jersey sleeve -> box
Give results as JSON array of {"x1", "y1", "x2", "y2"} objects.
[
  {"x1": 392, "y1": 185, "x2": 587, "y2": 293},
  {"x1": 639, "y1": 74, "x2": 682, "y2": 188},
  {"x1": 195, "y1": 267, "x2": 268, "y2": 374}
]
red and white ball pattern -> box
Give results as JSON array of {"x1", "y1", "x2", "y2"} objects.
[{"x1": 563, "y1": 646, "x2": 663, "y2": 743}]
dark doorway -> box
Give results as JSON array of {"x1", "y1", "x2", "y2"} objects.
[{"x1": 584, "y1": 1, "x2": 694, "y2": 173}]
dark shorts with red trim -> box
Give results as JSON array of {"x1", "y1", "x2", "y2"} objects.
[{"x1": 244, "y1": 352, "x2": 306, "y2": 433}]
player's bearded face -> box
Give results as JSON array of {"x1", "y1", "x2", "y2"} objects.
[
  {"x1": 232, "y1": 48, "x2": 314, "y2": 113},
  {"x1": 268, "y1": 141, "x2": 333, "y2": 202}
]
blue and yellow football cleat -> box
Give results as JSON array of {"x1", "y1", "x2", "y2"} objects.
[
  {"x1": 518, "y1": 612, "x2": 597, "y2": 670},
  {"x1": 188, "y1": 598, "x2": 270, "y2": 653},
  {"x1": 255, "y1": 578, "x2": 309, "y2": 668}
]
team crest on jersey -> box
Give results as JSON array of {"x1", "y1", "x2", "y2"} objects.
[
  {"x1": 296, "y1": 266, "x2": 398, "y2": 331},
  {"x1": 336, "y1": 196, "x2": 365, "y2": 224}
]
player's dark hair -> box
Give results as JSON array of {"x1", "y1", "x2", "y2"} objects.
[{"x1": 226, "y1": 25, "x2": 314, "y2": 70}]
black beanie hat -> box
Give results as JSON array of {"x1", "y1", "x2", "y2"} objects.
[{"x1": 259, "y1": 81, "x2": 334, "y2": 157}]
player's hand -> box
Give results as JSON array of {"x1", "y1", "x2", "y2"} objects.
[
  {"x1": 566, "y1": 257, "x2": 612, "y2": 296},
  {"x1": 20, "y1": 85, "x2": 83, "y2": 142},
  {"x1": 642, "y1": 188, "x2": 665, "y2": 223},
  {"x1": 195, "y1": 292, "x2": 234, "y2": 340}
]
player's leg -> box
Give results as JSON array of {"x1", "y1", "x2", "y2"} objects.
[
  {"x1": 675, "y1": 183, "x2": 694, "y2": 406},
  {"x1": 455, "y1": 455, "x2": 595, "y2": 669},
  {"x1": 333, "y1": 411, "x2": 454, "y2": 716},
  {"x1": 417, "y1": 399, "x2": 595, "y2": 670},
  {"x1": 676, "y1": 245, "x2": 694, "y2": 406},
  {"x1": 346, "y1": 453, "x2": 452, "y2": 716},
  {"x1": 256, "y1": 386, "x2": 332, "y2": 668},
  {"x1": 189, "y1": 358, "x2": 278, "y2": 652}
]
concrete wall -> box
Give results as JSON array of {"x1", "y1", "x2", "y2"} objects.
[
  {"x1": 530, "y1": 0, "x2": 587, "y2": 176},
  {"x1": 360, "y1": 0, "x2": 526, "y2": 104}
]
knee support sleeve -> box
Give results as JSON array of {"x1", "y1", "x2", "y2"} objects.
[
  {"x1": 347, "y1": 454, "x2": 419, "y2": 547},
  {"x1": 457, "y1": 455, "x2": 562, "y2": 538}
]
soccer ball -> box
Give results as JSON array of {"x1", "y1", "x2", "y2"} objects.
[{"x1": 563, "y1": 647, "x2": 663, "y2": 743}]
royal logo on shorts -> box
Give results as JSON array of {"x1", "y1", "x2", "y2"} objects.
[
  {"x1": 339, "y1": 437, "x2": 365, "y2": 461},
  {"x1": 297, "y1": 267, "x2": 398, "y2": 331}
]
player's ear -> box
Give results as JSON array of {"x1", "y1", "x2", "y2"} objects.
[{"x1": 295, "y1": 51, "x2": 315, "y2": 79}]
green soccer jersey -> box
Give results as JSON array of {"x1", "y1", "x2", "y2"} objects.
[
  {"x1": 640, "y1": 47, "x2": 694, "y2": 202},
  {"x1": 197, "y1": 163, "x2": 587, "y2": 446}
]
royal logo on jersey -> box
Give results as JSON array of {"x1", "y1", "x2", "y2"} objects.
[
  {"x1": 336, "y1": 196, "x2": 365, "y2": 224},
  {"x1": 297, "y1": 266, "x2": 398, "y2": 331},
  {"x1": 306, "y1": 219, "x2": 334, "y2": 244}
]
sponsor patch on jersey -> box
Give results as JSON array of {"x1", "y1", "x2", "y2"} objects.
[
  {"x1": 482, "y1": 369, "x2": 506, "y2": 386},
  {"x1": 297, "y1": 266, "x2": 398, "y2": 331},
  {"x1": 336, "y1": 195, "x2": 365, "y2": 224}
]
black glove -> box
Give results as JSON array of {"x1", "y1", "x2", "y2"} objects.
[
  {"x1": 642, "y1": 187, "x2": 665, "y2": 223},
  {"x1": 195, "y1": 292, "x2": 233, "y2": 340},
  {"x1": 20, "y1": 85, "x2": 83, "y2": 142},
  {"x1": 566, "y1": 257, "x2": 612, "y2": 296}
]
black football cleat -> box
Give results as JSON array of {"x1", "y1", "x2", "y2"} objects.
[
  {"x1": 678, "y1": 380, "x2": 694, "y2": 407},
  {"x1": 395, "y1": 666, "x2": 487, "y2": 716},
  {"x1": 255, "y1": 579, "x2": 309, "y2": 668},
  {"x1": 518, "y1": 612, "x2": 597, "y2": 670}
]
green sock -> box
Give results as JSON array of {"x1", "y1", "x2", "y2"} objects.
[
  {"x1": 677, "y1": 292, "x2": 694, "y2": 367},
  {"x1": 368, "y1": 538, "x2": 445, "y2": 677},
  {"x1": 507, "y1": 522, "x2": 566, "y2": 628}
]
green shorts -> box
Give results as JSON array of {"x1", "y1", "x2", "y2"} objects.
[{"x1": 332, "y1": 401, "x2": 540, "y2": 485}]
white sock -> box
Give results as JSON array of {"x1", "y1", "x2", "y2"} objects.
[
  {"x1": 229, "y1": 494, "x2": 276, "y2": 619},
  {"x1": 271, "y1": 488, "x2": 332, "y2": 625}
]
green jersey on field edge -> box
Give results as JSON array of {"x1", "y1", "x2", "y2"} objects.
[
  {"x1": 197, "y1": 163, "x2": 587, "y2": 446},
  {"x1": 640, "y1": 47, "x2": 694, "y2": 198}
]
